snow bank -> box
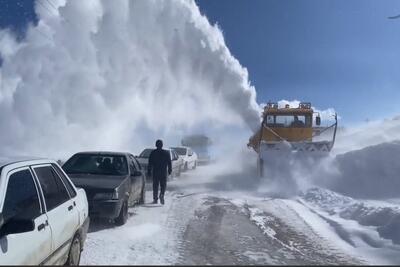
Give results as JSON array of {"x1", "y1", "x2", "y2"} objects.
[
  {"x1": 303, "y1": 187, "x2": 400, "y2": 245},
  {"x1": 320, "y1": 141, "x2": 400, "y2": 199}
]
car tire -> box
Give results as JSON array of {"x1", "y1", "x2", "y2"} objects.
[
  {"x1": 176, "y1": 166, "x2": 181, "y2": 177},
  {"x1": 193, "y1": 161, "x2": 197, "y2": 169},
  {"x1": 139, "y1": 183, "x2": 146, "y2": 204},
  {"x1": 184, "y1": 162, "x2": 188, "y2": 171},
  {"x1": 66, "y1": 234, "x2": 81, "y2": 266},
  {"x1": 115, "y1": 200, "x2": 128, "y2": 226}
]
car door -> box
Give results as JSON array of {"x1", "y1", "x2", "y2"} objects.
[
  {"x1": 32, "y1": 164, "x2": 80, "y2": 265},
  {"x1": 172, "y1": 150, "x2": 180, "y2": 173},
  {"x1": 127, "y1": 157, "x2": 137, "y2": 206},
  {"x1": 131, "y1": 156, "x2": 144, "y2": 197},
  {"x1": 187, "y1": 148, "x2": 193, "y2": 167},
  {"x1": 0, "y1": 167, "x2": 52, "y2": 265},
  {"x1": 169, "y1": 150, "x2": 175, "y2": 175}
]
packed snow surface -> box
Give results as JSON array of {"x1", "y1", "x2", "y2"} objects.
[{"x1": 81, "y1": 158, "x2": 400, "y2": 265}]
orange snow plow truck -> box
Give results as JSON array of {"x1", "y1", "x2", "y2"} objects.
[{"x1": 248, "y1": 102, "x2": 338, "y2": 177}]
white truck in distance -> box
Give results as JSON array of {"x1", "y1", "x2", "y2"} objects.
[{"x1": 0, "y1": 158, "x2": 89, "y2": 265}]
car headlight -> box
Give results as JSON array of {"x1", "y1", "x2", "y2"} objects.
[{"x1": 93, "y1": 190, "x2": 119, "y2": 200}]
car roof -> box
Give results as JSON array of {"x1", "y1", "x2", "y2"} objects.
[
  {"x1": 72, "y1": 151, "x2": 131, "y2": 156},
  {"x1": 171, "y1": 146, "x2": 189, "y2": 149},
  {"x1": 0, "y1": 156, "x2": 46, "y2": 168},
  {"x1": 0, "y1": 157, "x2": 58, "y2": 171}
]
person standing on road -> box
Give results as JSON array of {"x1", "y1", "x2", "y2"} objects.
[{"x1": 147, "y1": 139, "x2": 172, "y2": 205}]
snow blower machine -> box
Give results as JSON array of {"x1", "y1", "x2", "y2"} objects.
[{"x1": 248, "y1": 102, "x2": 338, "y2": 177}]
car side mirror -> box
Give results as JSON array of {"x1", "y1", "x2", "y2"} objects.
[
  {"x1": 132, "y1": 170, "x2": 142, "y2": 177},
  {"x1": 316, "y1": 116, "x2": 321, "y2": 126},
  {"x1": 0, "y1": 216, "x2": 35, "y2": 238}
]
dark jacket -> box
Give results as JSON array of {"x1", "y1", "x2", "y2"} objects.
[{"x1": 148, "y1": 148, "x2": 172, "y2": 178}]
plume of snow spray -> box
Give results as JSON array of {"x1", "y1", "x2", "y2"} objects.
[{"x1": 0, "y1": 0, "x2": 260, "y2": 159}]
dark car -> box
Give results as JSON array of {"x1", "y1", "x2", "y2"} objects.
[{"x1": 62, "y1": 151, "x2": 146, "y2": 226}]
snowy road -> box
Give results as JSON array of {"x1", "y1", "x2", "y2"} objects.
[{"x1": 81, "y1": 164, "x2": 400, "y2": 265}]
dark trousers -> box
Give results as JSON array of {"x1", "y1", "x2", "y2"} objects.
[{"x1": 153, "y1": 175, "x2": 167, "y2": 201}]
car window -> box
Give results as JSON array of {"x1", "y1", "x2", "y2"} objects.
[
  {"x1": 128, "y1": 158, "x2": 136, "y2": 174},
  {"x1": 132, "y1": 158, "x2": 141, "y2": 171},
  {"x1": 172, "y1": 151, "x2": 178, "y2": 160},
  {"x1": 34, "y1": 166, "x2": 70, "y2": 211},
  {"x1": 63, "y1": 154, "x2": 128, "y2": 176},
  {"x1": 129, "y1": 155, "x2": 141, "y2": 173},
  {"x1": 2, "y1": 169, "x2": 41, "y2": 222},
  {"x1": 135, "y1": 158, "x2": 142, "y2": 170},
  {"x1": 52, "y1": 163, "x2": 77, "y2": 198}
]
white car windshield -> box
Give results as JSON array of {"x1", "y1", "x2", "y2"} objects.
[{"x1": 171, "y1": 147, "x2": 187, "y2": 156}]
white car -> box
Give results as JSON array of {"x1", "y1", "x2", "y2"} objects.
[
  {"x1": 0, "y1": 158, "x2": 89, "y2": 265},
  {"x1": 137, "y1": 148, "x2": 182, "y2": 179},
  {"x1": 170, "y1": 146, "x2": 198, "y2": 171},
  {"x1": 167, "y1": 148, "x2": 184, "y2": 178}
]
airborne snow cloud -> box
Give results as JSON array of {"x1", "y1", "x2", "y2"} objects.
[{"x1": 0, "y1": 0, "x2": 261, "y2": 159}]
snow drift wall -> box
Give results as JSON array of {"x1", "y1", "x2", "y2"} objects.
[
  {"x1": 0, "y1": 0, "x2": 260, "y2": 159},
  {"x1": 324, "y1": 141, "x2": 400, "y2": 199}
]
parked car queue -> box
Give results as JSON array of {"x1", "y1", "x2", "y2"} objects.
[{"x1": 0, "y1": 146, "x2": 198, "y2": 265}]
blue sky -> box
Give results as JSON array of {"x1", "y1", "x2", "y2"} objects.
[
  {"x1": 196, "y1": 0, "x2": 400, "y2": 124},
  {"x1": 1, "y1": 1, "x2": 400, "y2": 124}
]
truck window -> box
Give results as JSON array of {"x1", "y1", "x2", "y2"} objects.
[
  {"x1": 305, "y1": 115, "x2": 312, "y2": 127},
  {"x1": 265, "y1": 115, "x2": 275, "y2": 125},
  {"x1": 2, "y1": 169, "x2": 41, "y2": 222},
  {"x1": 34, "y1": 166, "x2": 70, "y2": 211},
  {"x1": 274, "y1": 115, "x2": 306, "y2": 127}
]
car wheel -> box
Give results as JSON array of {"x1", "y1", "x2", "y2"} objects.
[
  {"x1": 115, "y1": 200, "x2": 128, "y2": 226},
  {"x1": 193, "y1": 161, "x2": 197, "y2": 169},
  {"x1": 139, "y1": 183, "x2": 146, "y2": 204},
  {"x1": 176, "y1": 166, "x2": 181, "y2": 177},
  {"x1": 66, "y1": 234, "x2": 81, "y2": 266},
  {"x1": 184, "y1": 162, "x2": 188, "y2": 171}
]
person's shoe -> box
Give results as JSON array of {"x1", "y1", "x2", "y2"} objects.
[
  {"x1": 160, "y1": 195, "x2": 165, "y2": 205},
  {"x1": 152, "y1": 199, "x2": 158, "y2": 204}
]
